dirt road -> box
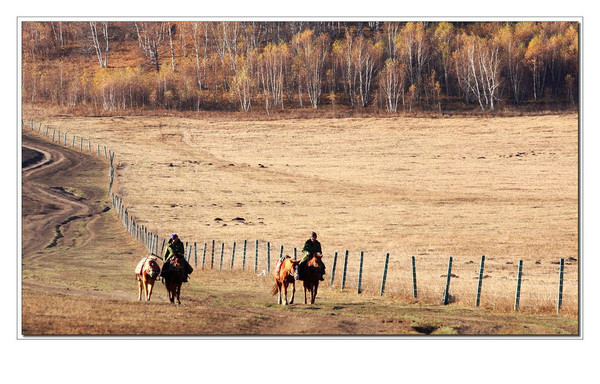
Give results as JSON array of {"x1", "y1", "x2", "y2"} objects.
[{"x1": 20, "y1": 130, "x2": 578, "y2": 336}]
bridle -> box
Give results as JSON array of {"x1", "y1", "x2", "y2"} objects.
[{"x1": 143, "y1": 258, "x2": 159, "y2": 277}]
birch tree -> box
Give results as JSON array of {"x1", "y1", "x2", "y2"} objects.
[
  {"x1": 231, "y1": 55, "x2": 254, "y2": 112},
  {"x1": 333, "y1": 30, "x2": 357, "y2": 107},
  {"x1": 135, "y1": 22, "x2": 166, "y2": 72},
  {"x1": 497, "y1": 23, "x2": 525, "y2": 104},
  {"x1": 379, "y1": 58, "x2": 407, "y2": 112},
  {"x1": 293, "y1": 29, "x2": 329, "y2": 108},
  {"x1": 355, "y1": 35, "x2": 383, "y2": 107},
  {"x1": 396, "y1": 22, "x2": 429, "y2": 103},
  {"x1": 90, "y1": 22, "x2": 109, "y2": 68},
  {"x1": 433, "y1": 22, "x2": 454, "y2": 96},
  {"x1": 257, "y1": 42, "x2": 289, "y2": 113}
]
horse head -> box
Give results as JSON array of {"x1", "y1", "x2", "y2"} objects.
[
  {"x1": 169, "y1": 254, "x2": 184, "y2": 270},
  {"x1": 288, "y1": 259, "x2": 300, "y2": 280},
  {"x1": 145, "y1": 258, "x2": 160, "y2": 278},
  {"x1": 309, "y1": 252, "x2": 324, "y2": 268}
]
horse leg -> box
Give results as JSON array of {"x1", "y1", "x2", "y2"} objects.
[
  {"x1": 176, "y1": 282, "x2": 181, "y2": 305},
  {"x1": 167, "y1": 282, "x2": 174, "y2": 303},
  {"x1": 147, "y1": 279, "x2": 154, "y2": 301},
  {"x1": 142, "y1": 276, "x2": 149, "y2": 300},
  {"x1": 312, "y1": 284, "x2": 318, "y2": 304},
  {"x1": 283, "y1": 282, "x2": 288, "y2": 305},
  {"x1": 290, "y1": 281, "x2": 295, "y2": 304},
  {"x1": 277, "y1": 281, "x2": 282, "y2": 305},
  {"x1": 304, "y1": 283, "x2": 308, "y2": 304}
]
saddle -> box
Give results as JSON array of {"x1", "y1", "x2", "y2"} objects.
[
  {"x1": 161, "y1": 254, "x2": 193, "y2": 277},
  {"x1": 135, "y1": 256, "x2": 158, "y2": 275}
]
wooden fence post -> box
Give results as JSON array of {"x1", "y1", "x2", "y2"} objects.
[
  {"x1": 254, "y1": 240, "x2": 259, "y2": 273},
  {"x1": 357, "y1": 251, "x2": 364, "y2": 294},
  {"x1": 341, "y1": 250, "x2": 349, "y2": 290},
  {"x1": 514, "y1": 260, "x2": 523, "y2": 311},
  {"x1": 379, "y1": 253, "x2": 390, "y2": 296},
  {"x1": 266, "y1": 242, "x2": 271, "y2": 273},
  {"x1": 72, "y1": 135, "x2": 76, "y2": 148},
  {"x1": 193, "y1": 242, "x2": 197, "y2": 267},
  {"x1": 242, "y1": 240, "x2": 247, "y2": 270},
  {"x1": 330, "y1": 251, "x2": 338, "y2": 285},
  {"x1": 219, "y1": 242, "x2": 225, "y2": 270},
  {"x1": 202, "y1": 243, "x2": 207, "y2": 268},
  {"x1": 230, "y1": 242, "x2": 236, "y2": 269},
  {"x1": 80, "y1": 137, "x2": 83, "y2": 151},
  {"x1": 412, "y1": 256, "x2": 418, "y2": 298},
  {"x1": 279, "y1": 244, "x2": 284, "y2": 261},
  {"x1": 52, "y1": 129, "x2": 56, "y2": 142},
  {"x1": 211, "y1": 240, "x2": 215, "y2": 269},
  {"x1": 442, "y1": 256, "x2": 453, "y2": 305},
  {"x1": 476, "y1": 255, "x2": 485, "y2": 307},
  {"x1": 294, "y1": 247, "x2": 297, "y2": 260},
  {"x1": 557, "y1": 258, "x2": 565, "y2": 313}
]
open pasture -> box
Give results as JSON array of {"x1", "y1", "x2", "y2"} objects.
[{"x1": 27, "y1": 111, "x2": 579, "y2": 313}]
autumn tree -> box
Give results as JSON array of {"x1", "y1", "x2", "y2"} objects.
[
  {"x1": 379, "y1": 58, "x2": 407, "y2": 112},
  {"x1": 257, "y1": 42, "x2": 290, "y2": 113},
  {"x1": 355, "y1": 34, "x2": 383, "y2": 107},
  {"x1": 293, "y1": 29, "x2": 329, "y2": 108},
  {"x1": 333, "y1": 29, "x2": 358, "y2": 107},
  {"x1": 231, "y1": 55, "x2": 255, "y2": 112},
  {"x1": 454, "y1": 33, "x2": 502, "y2": 110},
  {"x1": 396, "y1": 22, "x2": 430, "y2": 105},
  {"x1": 433, "y1": 22, "x2": 455, "y2": 96},
  {"x1": 135, "y1": 22, "x2": 167, "y2": 72},
  {"x1": 89, "y1": 22, "x2": 110, "y2": 68}
]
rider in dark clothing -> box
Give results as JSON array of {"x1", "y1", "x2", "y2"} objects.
[
  {"x1": 298, "y1": 231, "x2": 325, "y2": 281},
  {"x1": 161, "y1": 234, "x2": 193, "y2": 282}
]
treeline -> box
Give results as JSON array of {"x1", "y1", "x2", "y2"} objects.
[{"x1": 21, "y1": 21, "x2": 579, "y2": 114}]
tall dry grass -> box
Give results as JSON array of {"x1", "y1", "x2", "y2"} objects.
[{"x1": 23, "y1": 111, "x2": 579, "y2": 314}]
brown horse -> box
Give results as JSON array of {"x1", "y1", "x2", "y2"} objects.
[
  {"x1": 135, "y1": 256, "x2": 161, "y2": 301},
  {"x1": 302, "y1": 253, "x2": 325, "y2": 305},
  {"x1": 271, "y1": 256, "x2": 299, "y2": 305},
  {"x1": 162, "y1": 254, "x2": 186, "y2": 305}
]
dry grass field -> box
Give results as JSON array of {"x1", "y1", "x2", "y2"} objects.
[{"x1": 23, "y1": 107, "x2": 579, "y2": 317}]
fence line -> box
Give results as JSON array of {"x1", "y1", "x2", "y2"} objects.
[{"x1": 23, "y1": 119, "x2": 579, "y2": 313}]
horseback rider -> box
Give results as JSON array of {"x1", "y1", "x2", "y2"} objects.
[
  {"x1": 161, "y1": 234, "x2": 193, "y2": 282},
  {"x1": 298, "y1": 231, "x2": 325, "y2": 281}
]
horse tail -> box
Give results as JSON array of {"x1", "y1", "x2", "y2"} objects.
[{"x1": 271, "y1": 282, "x2": 279, "y2": 296}]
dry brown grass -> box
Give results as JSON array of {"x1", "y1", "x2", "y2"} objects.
[{"x1": 23, "y1": 107, "x2": 579, "y2": 315}]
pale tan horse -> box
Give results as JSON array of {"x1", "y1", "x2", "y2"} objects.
[
  {"x1": 135, "y1": 256, "x2": 161, "y2": 301},
  {"x1": 271, "y1": 256, "x2": 300, "y2": 305}
]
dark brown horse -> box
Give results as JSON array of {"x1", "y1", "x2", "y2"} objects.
[
  {"x1": 302, "y1": 253, "x2": 325, "y2": 305},
  {"x1": 135, "y1": 256, "x2": 161, "y2": 301},
  {"x1": 162, "y1": 254, "x2": 186, "y2": 305},
  {"x1": 271, "y1": 256, "x2": 299, "y2": 305}
]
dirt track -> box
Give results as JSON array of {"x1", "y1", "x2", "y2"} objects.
[
  {"x1": 22, "y1": 135, "x2": 104, "y2": 257},
  {"x1": 20, "y1": 130, "x2": 578, "y2": 336}
]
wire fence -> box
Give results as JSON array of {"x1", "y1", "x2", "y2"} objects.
[{"x1": 23, "y1": 118, "x2": 580, "y2": 315}]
